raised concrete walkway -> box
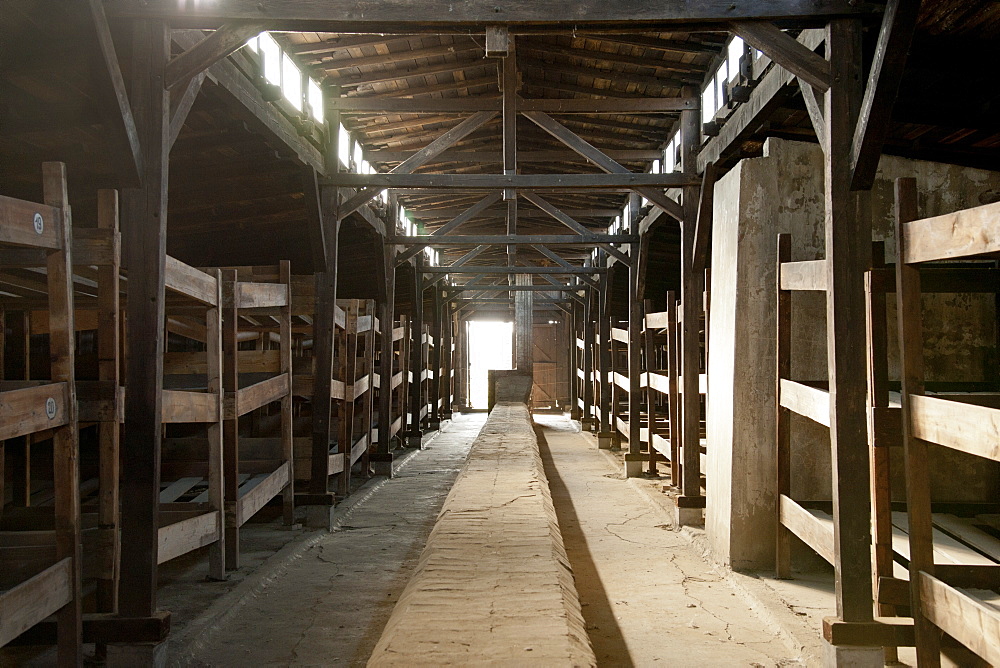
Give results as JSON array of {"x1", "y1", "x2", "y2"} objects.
[
  {"x1": 368, "y1": 402, "x2": 595, "y2": 667},
  {"x1": 176, "y1": 415, "x2": 485, "y2": 667}
]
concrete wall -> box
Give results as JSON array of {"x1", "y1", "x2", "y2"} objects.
[{"x1": 706, "y1": 138, "x2": 1000, "y2": 571}]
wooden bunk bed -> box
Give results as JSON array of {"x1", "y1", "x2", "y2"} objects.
[
  {"x1": 373, "y1": 315, "x2": 408, "y2": 447},
  {"x1": 0, "y1": 162, "x2": 82, "y2": 662},
  {"x1": 157, "y1": 256, "x2": 225, "y2": 578},
  {"x1": 893, "y1": 178, "x2": 1000, "y2": 666},
  {"x1": 216, "y1": 263, "x2": 295, "y2": 569}
]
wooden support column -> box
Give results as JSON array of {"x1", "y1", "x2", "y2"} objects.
[
  {"x1": 308, "y1": 93, "x2": 342, "y2": 501},
  {"x1": 407, "y1": 262, "x2": 425, "y2": 446},
  {"x1": 501, "y1": 32, "x2": 518, "y2": 269},
  {"x1": 515, "y1": 274, "x2": 533, "y2": 375},
  {"x1": 597, "y1": 252, "x2": 613, "y2": 448},
  {"x1": 336, "y1": 302, "x2": 358, "y2": 497},
  {"x1": 441, "y1": 305, "x2": 453, "y2": 419},
  {"x1": 377, "y1": 242, "x2": 396, "y2": 460},
  {"x1": 428, "y1": 288, "x2": 442, "y2": 428},
  {"x1": 119, "y1": 19, "x2": 169, "y2": 620},
  {"x1": 678, "y1": 85, "x2": 705, "y2": 522},
  {"x1": 221, "y1": 269, "x2": 240, "y2": 569},
  {"x1": 626, "y1": 193, "x2": 644, "y2": 476},
  {"x1": 823, "y1": 16, "x2": 878, "y2": 650},
  {"x1": 643, "y1": 299, "x2": 659, "y2": 476},
  {"x1": 666, "y1": 292, "x2": 681, "y2": 487},
  {"x1": 96, "y1": 190, "x2": 120, "y2": 618},
  {"x1": 582, "y1": 284, "x2": 595, "y2": 429},
  {"x1": 569, "y1": 298, "x2": 581, "y2": 420}
]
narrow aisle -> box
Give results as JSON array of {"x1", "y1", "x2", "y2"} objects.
[
  {"x1": 536, "y1": 415, "x2": 801, "y2": 668},
  {"x1": 182, "y1": 414, "x2": 486, "y2": 667}
]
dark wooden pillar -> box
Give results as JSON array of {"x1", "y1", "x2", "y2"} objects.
[
  {"x1": 677, "y1": 85, "x2": 705, "y2": 518},
  {"x1": 119, "y1": 18, "x2": 169, "y2": 619},
  {"x1": 569, "y1": 298, "x2": 581, "y2": 420},
  {"x1": 441, "y1": 304, "x2": 453, "y2": 419},
  {"x1": 428, "y1": 287, "x2": 442, "y2": 428},
  {"x1": 626, "y1": 193, "x2": 644, "y2": 474},
  {"x1": 597, "y1": 252, "x2": 613, "y2": 447},
  {"x1": 824, "y1": 18, "x2": 875, "y2": 627},
  {"x1": 378, "y1": 243, "x2": 396, "y2": 456},
  {"x1": 582, "y1": 285, "x2": 595, "y2": 429},
  {"x1": 407, "y1": 262, "x2": 425, "y2": 446}
]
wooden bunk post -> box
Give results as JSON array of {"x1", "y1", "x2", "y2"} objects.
[
  {"x1": 398, "y1": 314, "x2": 410, "y2": 435},
  {"x1": 407, "y1": 262, "x2": 425, "y2": 446},
  {"x1": 569, "y1": 299, "x2": 581, "y2": 420},
  {"x1": 666, "y1": 292, "x2": 681, "y2": 488},
  {"x1": 775, "y1": 234, "x2": 792, "y2": 579},
  {"x1": 441, "y1": 303, "x2": 453, "y2": 420},
  {"x1": 626, "y1": 193, "x2": 643, "y2": 477},
  {"x1": 428, "y1": 288, "x2": 442, "y2": 429},
  {"x1": 205, "y1": 269, "x2": 226, "y2": 580},
  {"x1": 597, "y1": 252, "x2": 613, "y2": 448},
  {"x1": 96, "y1": 189, "x2": 121, "y2": 615},
  {"x1": 360, "y1": 299, "x2": 376, "y2": 474},
  {"x1": 894, "y1": 177, "x2": 939, "y2": 664},
  {"x1": 376, "y1": 243, "x2": 396, "y2": 474},
  {"x1": 221, "y1": 268, "x2": 240, "y2": 569},
  {"x1": 279, "y1": 261, "x2": 295, "y2": 524},
  {"x1": 45, "y1": 162, "x2": 83, "y2": 664},
  {"x1": 581, "y1": 285, "x2": 595, "y2": 429},
  {"x1": 336, "y1": 301, "x2": 358, "y2": 498},
  {"x1": 677, "y1": 84, "x2": 706, "y2": 524},
  {"x1": 643, "y1": 299, "x2": 659, "y2": 476},
  {"x1": 120, "y1": 18, "x2": 170, "y2": 623}
]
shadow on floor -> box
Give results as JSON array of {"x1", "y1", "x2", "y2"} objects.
[{"x1": 534, "y1": 423, "x2": 634, "y2": 668}]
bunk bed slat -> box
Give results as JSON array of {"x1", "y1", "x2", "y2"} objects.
[
  {"x1": 0, "y1": 195, "x2": 63, "y2": 250},
  {"x1": 0, "y1": 382, "x2": 70, "y2": 440},
  {"x1": 0, "y1": 558, "x2": 73, "y2": 647},
  {"x1": 901, "y1": 200, "x2": 1000, "y2": 264},
  {"x1": 909, "y1": 394, "x2": 1000, "y2": 462}
]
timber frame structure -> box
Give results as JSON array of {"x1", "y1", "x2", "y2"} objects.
[{"x1": 3, "y1": 0, "x2": 1000, "y2": 664}]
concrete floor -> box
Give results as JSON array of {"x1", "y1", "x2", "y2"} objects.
[
  {"x1": 535, "y1": 415, "x2": 802, "y2": 667},
  {"x1": 177, "y1": 415, "x2": 485, "y2": 666}
]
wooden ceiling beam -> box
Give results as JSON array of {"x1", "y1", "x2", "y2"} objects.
[
  {"x1": 521, "y1": 42, "x2": 703, "y2": 74},
  {"x1": 164, "y1": 21, "x2": 265, "y2": 90},
  {"x1": 318, "y1": 41, "x2": 483, "y2": 72},
  {"x1": 332, "y1": 58, "x2": 497, "y2": 89},
  {"x1": 106, "y1": 1, "x2": 875, "y2": 31}
]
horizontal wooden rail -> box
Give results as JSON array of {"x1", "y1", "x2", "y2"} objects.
[
  {"x1": 157, "y1": 511, "x2": 219, "y2": 564},
  {"x1": 611, "y1": 327, "x2": 628, "y2": 343},
  {"x1": 0, "y1": 382, "x2": 70, "y2": 440},
  {"x1": 909, "y1": 394, "x2": 1000, "y2": 461},
  {"x1": 919, "y1": 571, "x2": 1000, "y2": 665},
  {"x1": 902, "y1": 200, "x2": 1000, "y2": 264},
  {"x1": 236, "y1": 462, "x2": 291, "y2": 526},
  {"x1": 230, "y1": 373, "x2": 290, "y2": 418},
  {"x1": 232, "y1": 281, "x2": 288, "y2": 309},
  {"x1": 780, "y1": 260, "x2": 827, "y2": 292},
  {"x1": 779, "y1": 379, "x2": 830, "y2": 427},
  {"x1": 0, "y1": 557, "x2": 73, "y2": 647},
  {"x1": 162, "y1": 389, "x2": 220, "y2": 423},
  {"x1": 779, "y1": 495, "x2": 835, "y2": 565},
  {"x1": 0, "y1": 195, "x2": 63, "y2": 250},
  {"x1": 165, "y1": 255, "x2": 218, "y2": 306},
  {"x1": 645, "y1": 311, "x2": 671, "y2": 329}
]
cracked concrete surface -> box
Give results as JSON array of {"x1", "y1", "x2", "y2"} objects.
[
  {"x1": 180, "y1": 415, "x2": 485, "y2": 667},
  {"x1": 535, "y1": 414, "x2": 803, "y2": 667}
]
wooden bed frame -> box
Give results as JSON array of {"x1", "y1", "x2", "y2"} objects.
[{"x1": 0, "y1": 163, "x2": 82, "y2": 662}]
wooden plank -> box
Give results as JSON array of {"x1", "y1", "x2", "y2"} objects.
[
  {"x1": 776, "y1": 233, "x2": 792, "y2": 579},
  {"x1": 919, "y1": 572, "x2": 1000, "y2": 666},
  {"x1": 909, "y1": 395, "x2": 1000, "y2": 462},
  {"x1": 233, "y1": 281, "x2": 288, "y2": 309},
  {"x1": 158, "y1": 477, "x2": 202, "y2": 503},
  {"x1": 732, "y1": 21, "x2": 831, "y2": 91},
  {"x1": 891, "y1": 512, "x2": 994, "y2": 566},
  {"x1": 106, "y1": 0, "x2": 873, "y2": 29},
  {"x1": 236, "y1": 462, "x2": 290, "y2": 525},
  {"x1": 901, "y1": 201, "x2": 1000, "y2": 264},
  {"x1": 933, "y1": 515, "x2": 1000, "y2": 563},
  {"x1": 235, "y1": 372, "x2": 290, "y2": 417},
  {"x1": 162, "y1": 390, "x2": 221, "y2": 423},
  {"x1": 0, "y1": 196, "x2": 62, "y2": 250},
  {"x1": 779, "y1": 495, "x2": 835, "y2": 565},
  {"x1": 165, "y1": 255, "x2": 219, "y2": 306},
  {"x1": 73, "y1": 227, "x2": 119, "y2": 266},
  {"x1": 0, "y1": 382, "x2": 70, "y2": 440},
  {"x1": 328, "y1": 172, "x2": 697, "y2": 190},
  {"x1": 156, "y1": 512, "x2": 220, "y2": 564},
  {"x1": 0, "y1": 558, "x2": 73, "y2": 647},
  {"x1": 778, "y1": 380, "x2": 830, "y2": 427},
  {"x1": 780, "y1": 260, "x2": 827, "y2": 291}
]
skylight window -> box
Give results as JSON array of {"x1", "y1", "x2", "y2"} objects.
[
  {"x1": 353, "y1": 140, "x2": 363, "y2": 170},
  {"x1": 727, "y1": 37, "x2": 744, "y2": 83},
  {"x1": 282, "y1": 53, "x2": 302, "y2": 110},
  {"x1": 307, "y1": 79, "x2": 324, "y2": 123},
  {"x1": 338, "y1": 124, "x2": 350, "y2": 168},
  {"x1": 259, "y1": 33, "x2": 281, "y2": 86},
  {"x1": 702, "y1": 80, "x2": 715, "y2": 124}
]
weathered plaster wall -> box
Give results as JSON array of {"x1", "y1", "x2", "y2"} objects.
[{"x1": 706, "y1": 138, "x2": 1000, "y2": 571}]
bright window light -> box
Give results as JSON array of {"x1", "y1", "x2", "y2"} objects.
[
  {"x1": 664, "y1": 139, "x2": 675, "y2": 173},
  {"x1": 361, "y1": 159, "x2": 371, "y2": 175},
  {"x1": 716, "y1": 71, "x2": 726, "y2": 111},
  {"x1": 338, "y1": 124, "x2": 350, "y2": 167},
  {"x1": 259, "y1": 33, "x2": 281, "y2": 85},
  {"x1": 702, "y1": 82, "x2": 715, "y2": 123},
  {"x1": 467, "y1": 320, "x2": 513, "y2": 408},
  {"x1": 307, "y1": 79, "x2": 324, "y2": 123},
  {"x1": 245, "y1": 34, "x2": 260, "y2": 52},
  {"x1": 281, "y1": 53, "x2": 302, "y2": 110},
  {"x1": 353, "y1": 140, "x2": 363, "y2": 169},
  {"x1": 727, "y1": 37, "x2": 744, "y2": 83},
  {"x1": 652, "y1": 158, "x2": 660, "y2": 173}
]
